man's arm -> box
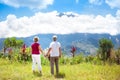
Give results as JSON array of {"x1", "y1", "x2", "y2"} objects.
[
  {"x1": 59, "y1": 47, "x2": 62, "y2": 57},
  {"x1": 46, "y1": 48, "x2": 52, "y2": 57}
]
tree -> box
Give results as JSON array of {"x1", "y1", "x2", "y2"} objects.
[
  {"x1": 10, "y1": 37, "x2": 17, "y2": 47},
  {"x1": 4, "y1": 38, "x2": 11, "y2": 47},
  {"x1": 4, "y1": 37, "x2": 24, "y2": 48},
  {"x1": 98, "y1": 38, "x2": 114, "y2": 61},
  {"x1": 16, "y1": 39, "x2": 24, "y2": 48}
]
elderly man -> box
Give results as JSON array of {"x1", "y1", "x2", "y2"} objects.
[{"x1": 46, "y1": 35, "x2": 62, "y2": 75}]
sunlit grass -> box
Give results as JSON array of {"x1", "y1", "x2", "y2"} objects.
[{"x1": 0, "y1": 58, "x2": 120, "y2": 80}]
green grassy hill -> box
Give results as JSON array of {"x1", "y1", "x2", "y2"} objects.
[{"x1": 0, "y1": 58, "x2": 120, "y2": 80}]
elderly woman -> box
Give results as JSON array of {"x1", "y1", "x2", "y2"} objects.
[{"x1": 31, "y1": 36, "x2": 43, "y2": 74}]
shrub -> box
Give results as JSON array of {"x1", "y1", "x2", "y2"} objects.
[
  {"x1": 70, "y1": 54, "x2": 84, "y2": 65},
  {"x1": 59, "y1": 56, "x2": 71, "y2": 64},
  {"x1": 85, "y1": 55, "x2": 94, "y2": 63},
  {"x1": 41, "y1": 55, "x2": 49, "y2": 65}
]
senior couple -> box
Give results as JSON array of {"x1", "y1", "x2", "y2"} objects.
[{"x1": 31, "y1": 35, "x2": 62, "y2": 75}]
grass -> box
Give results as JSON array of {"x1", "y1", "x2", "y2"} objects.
[{"x1": 0, "y1": 58, "x2": 120, "y2": 80}]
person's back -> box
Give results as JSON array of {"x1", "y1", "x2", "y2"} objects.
[
  {"x1": 31, "y1": 42, "x2": 40, "y2": 55},
  {"x1": 50, "y1": 41, "x2": 60, "y2": 57},
  {"x1": 46, "y1": 35, "x2": 62, "y2": 75},
  {"x1": 31, "y1": 36, "x2": 43, "y2": 74}
]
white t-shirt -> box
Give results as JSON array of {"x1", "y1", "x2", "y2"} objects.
[{"x1": 49, "y1": 41, "x2": 61, "y2": 57}]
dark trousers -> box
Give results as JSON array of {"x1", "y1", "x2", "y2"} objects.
[{"x1": 50, "y1": 57, "x2": 59, "y2": 75}]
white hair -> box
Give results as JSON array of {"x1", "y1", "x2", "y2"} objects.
[
  {"x1": 52, "y1": 35, "x2": 57, "y2": 38},
  {"x1": 33, "y1": 36, "x2": 39, "y2": 41}
]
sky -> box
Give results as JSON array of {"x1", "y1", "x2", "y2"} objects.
[{"x1": 0, "y1": 0, "x2": 120, "y2": 38}]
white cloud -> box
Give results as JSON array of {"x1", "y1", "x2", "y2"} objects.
[
  {"x1": 88, "y1": 0, "x2": 103, "y2": 5},
  {"x1": 0, "y1": 0, "x2": 54, "y2": 9},
  {"x1": 105, "y1": 0, "x2": 120, "y2": 9},
  {"x1": 76, "y1": 0, "x2": 79, "y2": 4},
  {"x1": 0, "y1": 11, "x2": 120, "y2": 38},
  {"x1": 116, "y1": 10, "x2": 120, "y2": 18}
]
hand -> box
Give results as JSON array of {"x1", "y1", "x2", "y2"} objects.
[
  {"x1": 44, "y1": 54, "x2": 47, "y2": 57},
  {"x1": 44, "y1": 53, "x2": 48, "y2": 57},
  {"x1": 42, "y1": 51, "x2": 44, "y2": 54},
  {"x1": 59, "y1": 54, "x2": 61, "y2": 58}
]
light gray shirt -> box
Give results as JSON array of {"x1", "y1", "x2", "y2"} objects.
[{"x1": 49, "y1": 41, "x2": 61, "y2": 57}]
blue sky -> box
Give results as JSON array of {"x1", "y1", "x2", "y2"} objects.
[
  {"x1": 0, "y1": 0, "x2": 118, "y2": 20},
  {"x1": 0, "y1": 0, "x2": 120, "y2": 38}
]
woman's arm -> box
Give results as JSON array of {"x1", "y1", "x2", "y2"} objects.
[{"x1": 38, "y1": 46, "x2": 44, "y2": 54}]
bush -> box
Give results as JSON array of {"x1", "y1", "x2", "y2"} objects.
[
  {"x1": 70, "y1": 54, "x2": 84, "y2": 65},
  {"x1": 92, "y1": 56, "x2": 103, "y2": 65},
  {"x1": 41, "y1": 55, "x2": 49, "y2": 65},
  {"x1": 59, "y1": 56, "x2": 71, "y2": 64},
  {"x1": 85, "y1": 55, "x2": 94, "y2": 63}
]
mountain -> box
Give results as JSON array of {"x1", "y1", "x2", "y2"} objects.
[
  {"x1": 0, "y1": 33, "x2": 120, "y2": 56},
  {"x1": 57, "y1": 12, "x2": 76, "y2": 17},
  {"x1": 0, "y1": 38, "x2": 4, "y2": 51}
]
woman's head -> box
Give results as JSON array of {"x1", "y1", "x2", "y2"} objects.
[{"x1": 33, "y1": 36, "x2": 39, "y2": 42}]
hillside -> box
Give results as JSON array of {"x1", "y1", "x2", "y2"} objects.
[
  {"x1": 0, "y1": 33, "x2": 120, "y2": 55},
  {"x1": 0, "y1": 58, "x2": 120, "y2": 80}
]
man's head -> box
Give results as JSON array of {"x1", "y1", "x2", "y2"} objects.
[
  {"x1": 33, "y1": 36, "x2": 39, "y2": 42},
  {"x1": 52, "y1": 35, "x2": 57, "y2": 41}
]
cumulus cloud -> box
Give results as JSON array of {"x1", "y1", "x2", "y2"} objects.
[
  {"x1": 0, "y1": 11, "x2": 120, "y2": 38},
  {"x1": 105, "y1": 0, "x2": 120, "y2": 9},
  {"x1": 0, "y1": 0, "x2": 54, "y2": 9},
  {"x1": 88, "y1": 0, "x2": 103, "y2": 5},
  {"x1": 89, "y1": 0, "x2": 120, "y2": 9},
  {"x1": 116, "y1": 10, "x2": 120, "y2": 18}
]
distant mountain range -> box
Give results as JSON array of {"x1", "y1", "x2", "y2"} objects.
[{"x1": 0, "y1": 33, "x2": 120, "y2": 56}]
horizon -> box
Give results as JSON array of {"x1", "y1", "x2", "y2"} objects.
[
  {"x1": 0, "y1": 0, "x2": 120, "y2": 38},
  {"x1": 1, "y1": 33, "x2": 120, "y2": 41},
  {"x1": 0, "y1": 33, "x2": 120, "y2": 39}
]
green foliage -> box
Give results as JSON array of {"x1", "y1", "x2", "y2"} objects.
[
  {"x1": 70, "y1": 54, "x2": 84, "y2": 65},
  {"x1": 0, "y1": 50, "x2": 119, "y2": 65},
  {"x1": 98, "y1": 38, "x2": 114, "y2": 61},
  {"x1": 0, "y1": 58, "x2": 120, "y2": 80},
  {"x1": 4, "y1": 38, "x2": 11, "y2": 47},
  {"x1": 16, "y1": 39, "x2": 24, "y2": 48},
  {"x1": 4, "y1": 37, "x2": 23, "y2": 48},
  {"x1": 115, "y1": 47, "x2": 120, "y2": 64},
  {"x1": 59, "y1": 56, "x2": 71, "y2": 64},
  {"x1": 85, "y1": 55, "x2": 103, "y2": 65},
  {"x1": 41, "y1": 55, "x2": 49, "y2": 65},
  {"x1": 92, "y1": 56, "x2": 103, "y2": 65},
  {"x1": 115, "y1": 47, "x2": 120, "y2": 57},
  {"x1": 2, "y1": 37, "x2": 118, "y2": 65},
  {"x1": 85, "y1": 55, "x2": 94, "y2": 62}
]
